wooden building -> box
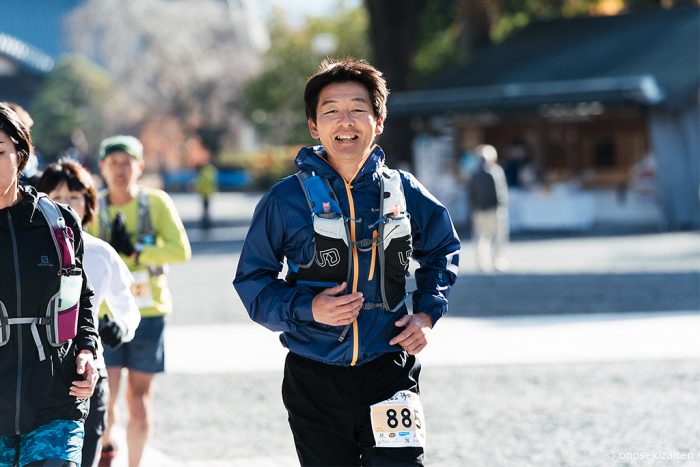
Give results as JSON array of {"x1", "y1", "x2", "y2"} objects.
[{"x1": 391, "y1": 8, "x2": 699, "y2": 230}]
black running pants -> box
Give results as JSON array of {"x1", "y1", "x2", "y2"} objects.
[{"x1": 282, "y1": 351, "x2": 424, "y2": 467}]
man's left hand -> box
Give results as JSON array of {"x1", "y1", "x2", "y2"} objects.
[
  {"x1": 70, "y1": 349, "x2": 98, "y2": 399},
  {"x1": 389, "y1": 312, "x2": 433, "y2": 355}
]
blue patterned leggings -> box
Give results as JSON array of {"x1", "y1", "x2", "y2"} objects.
[{"x1": 0, "y1": 420, "x2": 83, "y2": 467}]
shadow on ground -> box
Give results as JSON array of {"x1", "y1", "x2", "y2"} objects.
[{"x1": 443, "y1": 272, "x2": 700, "y2": 316}]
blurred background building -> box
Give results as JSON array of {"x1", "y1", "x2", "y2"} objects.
[
  {"x1": 392, "y1": 8, "x2": 699, "y2": 231},
  {"x1": 1, "y1": 0, "x2": 697, "y2": 230}
]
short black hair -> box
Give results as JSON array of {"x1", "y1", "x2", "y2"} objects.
[
  {"x1": 0, "y1": 103, "x2": 32, "y2": 177},
  {"x1": 37, "y1": 159, "x2": 98, "y2": 226},
  {"x1": 304, "y1": 58, "x2": 389, "y2": 123}
]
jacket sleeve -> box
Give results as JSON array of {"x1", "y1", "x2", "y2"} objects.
[
  {"x1": 233, "y1": 188, "x2": 316, "y2": 333},
  {"x1": 65, "y1": 209, "x2": 98, "y2": 355},
  {"x1": 104, "y1": 244, "x2": 141, "y2": 342},
  {"x1": 402, "y1": 172, "x2": 461, "y2": 326},
  {"x1": 137, "y1": 192, "x2": 192, "y2": 266}
]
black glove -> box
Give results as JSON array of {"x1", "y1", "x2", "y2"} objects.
[
  {"x1": 110, "y1": 212, "x2": 135, "y2": 257},
  {"x1": 99, "y1": 315, "x2": 126, "y2": 348}
]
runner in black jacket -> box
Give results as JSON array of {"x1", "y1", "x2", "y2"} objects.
[{"x1": 0, "y1": 103, "x2": 98, "y2": 467}]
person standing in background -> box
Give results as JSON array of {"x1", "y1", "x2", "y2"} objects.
[
  {"x1": 468, "y1": 144, "x2": 509, "y2": 272},
  {"x1": 88, "y1": 135, "x2": 191, "y2": 467},
  {"x1": 193, "y1": 161, "x2": 218, "y2": 230}
]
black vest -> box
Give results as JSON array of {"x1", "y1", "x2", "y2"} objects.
[{"x1": 287, "y1": 169, "x2": 412, "y2": 312}]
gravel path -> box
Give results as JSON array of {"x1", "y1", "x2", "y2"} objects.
[
  {"x1": 151, "y1": 360, "x2": 700, "y2": 466},
  {"x1": 144, "y1": 193, "x2": 700, "y2": 466}
]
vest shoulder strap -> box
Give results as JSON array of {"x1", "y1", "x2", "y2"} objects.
[
  {"x1": 137, "y1": 188, "x2": 154, "y2": 242},
  {"x1": 36, "y1": 195, "x2": 76, "y2": 271},
  {"x1": 295, "y1": 171, "x2": 343, "y2": 218},
  {"x1": 97, "y1": 188, "x2": 153, "y2": 242},
  {"x1": 378, "y1": 167, "x2": 407, "y2": 218},
  {"x1": 295, "y1": 171, "x2": 314, "y2": 212},
  {"x1": 98, "y1": 190, "x2": 111, "y2": 242}
]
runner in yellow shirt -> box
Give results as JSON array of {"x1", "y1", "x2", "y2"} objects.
[{"x1": 87, "y1": 135, "x2": 191, "y2": 467}]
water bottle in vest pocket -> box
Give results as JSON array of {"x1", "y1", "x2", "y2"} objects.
[
  {"x1": 290, "y1": 172, "x2": 351, "y2": 287},
  {"x1": 381, "y1": 217, "x2": 412, "y2": 309},
  {"x1": 37, "y1": 195, "x2": 82, "y2": 346},
  {"x1": 53, "y1": 274, "x2": 83, "y2": 344},
  {"x1": 379, "y1": 169, "x2": 412, "y2": 310}
]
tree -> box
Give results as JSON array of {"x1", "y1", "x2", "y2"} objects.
[
  {"x1": 66, "y1": 0, "x2": 264, "y2": 158},
  {"x1": 30, "y1": 55, "x2": 112, "y2": 159},
  {"x1": 485, "y1": 0, "x2": 698, "y2": 42},
  {"x1": 243, "y1": 7, "x2": 370, "y2": 145},
  {"x1": 364, "y1": 0, "x2": 697, "y2": 166},
  {"x1": 365, "y1": 0, "x2": 450, "y2": 165}
]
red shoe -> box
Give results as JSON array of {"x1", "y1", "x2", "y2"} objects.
[{"x1": 98, "y1": 443, "x2": 118, "y2": 467}]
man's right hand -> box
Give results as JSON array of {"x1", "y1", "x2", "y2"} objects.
[{"x1": 311, "y1": 282, "x2": 363, "y2": 326}]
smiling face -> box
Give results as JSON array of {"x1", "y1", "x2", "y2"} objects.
[
  {"x1": 308, "y1": 81, "x2": 384, "y2": 167},
  {"x1": 0, "y1": 130, "x2": 19, "y2": 197}
]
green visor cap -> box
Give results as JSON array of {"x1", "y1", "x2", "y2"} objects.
[{"x1": 100, "y1": 135, "x2": 143, "y2": 161}]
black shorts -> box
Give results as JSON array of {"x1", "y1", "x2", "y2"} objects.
[{"x1": 282, "y1": 351, "x2": 424, "y2": 466}]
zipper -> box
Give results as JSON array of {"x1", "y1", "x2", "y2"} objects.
[
  {"x1": 343, "y1": 181, "x2": 360, "y2": 366},
  {"x1": 316, "y1": 150, "x2": 375, "y2": 366},
  {"x1": 8, "y1": 212, "x2": 23, "y2": 435}
]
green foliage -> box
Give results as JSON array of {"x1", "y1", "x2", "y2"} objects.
[
  {"x1": 30, "y1": 55, "x2": 112, "y2": 159},
  {"x1": 411, "y1": 0, "x2": 464, "y2": 85},
  {"x1": 243, "y1": 5, "x2": 370, "y2": 146},
  {"x1": 492, "y1": 0, "x2": 612, "y2": 42}
]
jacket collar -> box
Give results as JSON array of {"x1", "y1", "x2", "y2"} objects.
[
  {"x1": 2, "y1": 184, "x2": 41, "y2": 223},
  {"x1": 295, "y1": 145, "x2": 386, "y2": 184}
]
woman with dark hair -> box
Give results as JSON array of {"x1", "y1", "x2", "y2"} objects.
[
  {"x1": 37, "y1": 160, "x2": 140, "y2": 467},
  {"x1": 0, "y1": 104, "x2": 99, "y2": 466}
]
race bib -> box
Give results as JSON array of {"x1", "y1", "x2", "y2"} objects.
[
  {"x1": 131, "y1": 270, "x2": 154, "y2": 309},
  {"x1": 370, "y1": 390, "x2": 426, "y2": 448}
]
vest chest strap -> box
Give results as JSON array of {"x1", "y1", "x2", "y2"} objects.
[
  {"x1": 5, "y1": 317, "x2": 50, "y2": 361},
  {"x1": 352, "y1": 237, "x2": 380, "y2": 252},
  {"x1": 361, "y1": 291, "x2": 414, "y2": 313}
]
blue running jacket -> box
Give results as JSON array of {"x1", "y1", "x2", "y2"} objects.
[{"x1": 234, "y1": 145, "x2": 461, "y2": 366}]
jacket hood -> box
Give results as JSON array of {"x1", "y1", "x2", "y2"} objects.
[{"x1": 295, "y1": 145, "x2": 387, "y2": 183}]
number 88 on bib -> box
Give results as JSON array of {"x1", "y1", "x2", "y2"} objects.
[{"x1": 370, "y1": 390, "x2": 426, "y2": 448}]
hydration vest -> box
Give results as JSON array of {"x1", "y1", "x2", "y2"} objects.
[
  {"x1": 0, "y1": 196, "x2": 83, "y2": 361},
  {"x1": 287, "y1": 168, "x2": 413, "y2": 314},
  {"x1": 98, "y1": 189, "x2": 164, "y2": 276}
]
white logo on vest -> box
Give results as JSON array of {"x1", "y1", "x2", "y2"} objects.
[
  {"x1": 398, "y1": 249, "x2": 412, "y2": 267},
  {"x1": 316, "y1": 248, "x2": 341, "y2": 268}
]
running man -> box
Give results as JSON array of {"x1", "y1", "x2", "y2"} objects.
[
  {"x1": 89, "y1": 135, "x2": 191, "y2": 467},
  {"x1": 234, "y1": 58, "x2": 461, "y2": 466}
]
